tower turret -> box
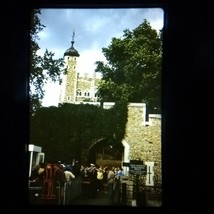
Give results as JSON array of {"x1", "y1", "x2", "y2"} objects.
[
  {"x1": 59, "y1": 31, "x2": 79, "y2": 103},
  {"x1": 64, "y1": 31, "x2": 80, "y2": 57}
]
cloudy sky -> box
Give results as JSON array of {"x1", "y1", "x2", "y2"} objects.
[{"x1": 36, "y1": 8, "x2": 164, "y2": 107}]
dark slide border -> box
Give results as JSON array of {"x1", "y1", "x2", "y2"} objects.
[{"x1": 3, "y1": 0, "x2": 214, "y2": 213}]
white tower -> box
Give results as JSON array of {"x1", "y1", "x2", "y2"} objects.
[{"x1": 59, "y1": 31, "x2": 80, "y2": 103}]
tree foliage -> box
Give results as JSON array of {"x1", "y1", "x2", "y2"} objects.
[
  {"x1": 95, "y1": 19, "x2": 162, "y2": 113},
  {"x1": 30, "y1": 102, "x2": 128, "y2": 162},
  {"x1": 30, "y1": 9, "x2": 65, "y2": 115}
]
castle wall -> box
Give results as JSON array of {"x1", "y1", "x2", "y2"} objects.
[
  {"x1": 60, "y1": 64, "x2": 101, "y2": 103},
  {"x1": 79, "y1": 102, "x2": 162, "y2": 205},
  {"x1": 79, "y1": 102, "x2": 161, "y2": 197},
  {"x1": 122, "y1": 103, "x2": 162, "y2": 206}
]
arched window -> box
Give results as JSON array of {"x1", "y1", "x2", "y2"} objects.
[
  {"x1": 84, "y1": 91, "x2": 90, "y2": 97},
  {"x1": 76, "y1": 89, "x2": 82, "y2": 96}
]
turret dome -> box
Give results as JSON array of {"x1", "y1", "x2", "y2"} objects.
[
  {"x1": 64, "y1": 31, "x2": 80, "y2": 57},
  {"x1": 64, "y1": 45, "x2": 80, "y2": 57}
]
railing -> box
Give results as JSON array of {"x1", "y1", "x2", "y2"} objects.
[
  {"x1": 119, "y1": 178, "x2": 161, "y2": 207},
  {"x1": 62, "y1": 177, "x2": 82, "y2": 205},
  {"x1": 29, "y1": 181, "x2": 61, "y2": 204}
]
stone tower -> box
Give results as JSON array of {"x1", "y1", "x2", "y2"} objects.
[
  {"x1": 59, "y1": 32, "x2": 101, "y2": 104},
  {"x1": 59, "y1": 31, "x2": 80, "y2": 103}
]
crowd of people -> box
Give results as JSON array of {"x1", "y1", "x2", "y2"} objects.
[
  {"x1": 29, "y1": 160, "x2": 124, "y2": 204},
  {"x1": 80, "y1": 163, "x2": 124, "y2": 199}
]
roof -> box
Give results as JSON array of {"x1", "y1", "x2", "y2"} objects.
[{"x1": 64, "y1": 45, "x2": 80, "y2": 57}]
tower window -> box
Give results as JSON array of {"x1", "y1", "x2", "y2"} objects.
[
  {"x1": 84, "y1": 91, "x2": 90, "y2": 97},
  {"x1": 76, "y1": 89, "x2": 82, "y2": 96}
]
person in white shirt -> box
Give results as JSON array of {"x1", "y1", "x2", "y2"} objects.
[
  {"x1": 62, "y1": 169, "x2": 75, "y2": 204},
  {"x1": 64, "y1": 170, "x2": 75, "y2": 181},
  {"x1": 107, "y1": 166, "x2": 115, "y2": 199}
]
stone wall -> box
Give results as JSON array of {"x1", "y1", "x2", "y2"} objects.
[
  {"x1": 78, "y1": 102, "x2": 162, "y2": 206},
  {"x1": 123, "y1": 103, "x2": 162, "y2": 206}
]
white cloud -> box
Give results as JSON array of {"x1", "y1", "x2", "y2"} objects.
[
  {"x1": 78, "y1": 49, "x2": 106, "y2": 74},
  {"x1": 42, "y1": 82, "x2": 61, "y2": 107},
  {"x1": 150, "y1": 19, "x2": 164, "y2": 31},
  {"x1": 38, "y1": 30, "x2": 50, "y2": 40}
]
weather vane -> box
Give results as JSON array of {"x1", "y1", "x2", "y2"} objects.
[{"x1": 71, "y1": 30, "x2": 75, "y2": 47}]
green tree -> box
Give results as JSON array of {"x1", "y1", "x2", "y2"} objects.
[
  {"x1": 30, "y1": 102, "x2": 128, "y2": 162},
  {"x1": 30, "y1": 9, "x2": 65, "y2": 115},
  {"x1": 95, "y1": 19, "x2": 162, "y2": 113}
]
